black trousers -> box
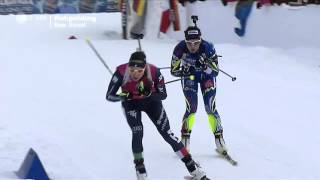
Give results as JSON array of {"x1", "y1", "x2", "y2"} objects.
[{"x1": 122, "y1": 99, "x2": 184, "y2": 154}]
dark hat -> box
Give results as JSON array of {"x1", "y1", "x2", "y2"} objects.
[
  {"x1": 184, "y1": 26, "x2": 201, "y2": 40},
  {"x1": 129, "y1": 51, "x2": 146, "y2": 68}
]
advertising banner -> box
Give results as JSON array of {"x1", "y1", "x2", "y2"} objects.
[{"x1": 0, "y1": 0, "x2": 119, "y2": 14}]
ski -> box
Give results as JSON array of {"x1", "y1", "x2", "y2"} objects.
[
  {"x1": 184, "y1": 175, "x2": 210, "y2": 180},
  {"x1": 216, "y1": 149, "x2": 238, "y2": 166}
]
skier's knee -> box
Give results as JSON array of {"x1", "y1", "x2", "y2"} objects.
[{"x1": 185, "y1": 99, "x2": 197, "y2": 114}]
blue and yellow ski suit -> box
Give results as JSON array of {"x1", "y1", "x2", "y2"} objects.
[{"x1": 170, "y1": 40, "x2": 223, "y2": 137}]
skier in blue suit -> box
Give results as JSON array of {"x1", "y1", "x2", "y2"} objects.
[{"x1": 170, "y1": 17, "x2": 228, "y2": 154}]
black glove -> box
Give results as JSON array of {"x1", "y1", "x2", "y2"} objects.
[
  {"x1": 206, "y1": 55, "x2": 218, "y2": 70},
  {"x1": 138, "y1": 81, "x2": 153, "y2": 97},
  {"x1": 196, "y1": 56, "x2": 207, "y2": 70},
  {"x1": 119, "y1": 92, "x2": 132, "y2": 101},
  {"x1": 182, "y1": 65, "x2": 195, "y2": 76}
]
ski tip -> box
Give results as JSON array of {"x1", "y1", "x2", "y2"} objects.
[
  {"x1": 215, "y1": 149, "x2": 238, "y2": 166},
  {"x1": 231, "y1": 160, "x2": 238, "y2": 166},
  {"x1": 184, "y1": 175, "x2": 211, "y2": 180}
]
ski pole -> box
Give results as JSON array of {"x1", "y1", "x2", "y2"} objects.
[
  {"x1": 131, "y1": 33, "x2": 144, "y2": 51},
  {"x1": 159, "y1": 56, "x2": 223, "y2": 70},
  {"x1": 159, "y1": 67, "x2": 171, "y2": 70},
  {"x1": 160, "y1": 66, "x2": 236, "y2": 82},
  {"x1": 219, "y1": 68, "x2": 237, "y2": 81},
  {"x1": 138, "y1": 38, "x2": 142, "y2": 51},
  {"x1": 86, "y1": 38, "x2": 113, "y2": 75},
  {"x1": 213, "y1": 55, "x2": 237, "y2": 81},
  {"x1": 165, "y1": 75, "x2": 195, "y2": 85},
  {"x1": 164, "y1": 78, "x2": 181, "y2": 84}
]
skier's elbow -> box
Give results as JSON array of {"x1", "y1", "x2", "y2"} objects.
[{"x1": 106, "y1": 94, "x2": 120, "y2": 102}]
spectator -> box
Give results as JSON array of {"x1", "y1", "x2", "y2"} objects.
[
  {"x1": 42, "y1": 0, "x2": 59, "y2": 14},
  {"x1": 178, "y1": 0, "x2": 207, "y2": 6},
  {"x1": 257, "y1": 0, "x2": 272, "y2": 8},
  {"x1": 221, "y1": 0, "x2": 238, "y2": 6},
  {"x1": 271, "y1": 0, "x2": 292, "y2": 5},
  {"x1": 57, "y1": 0, "x2": 78, "y2": 13},
  {"x1": 234, "y1": 0, "x2": 254, "y2": 37},
  {"x1": 32, "y1": 0, "x2": 42, "y2": 14}
]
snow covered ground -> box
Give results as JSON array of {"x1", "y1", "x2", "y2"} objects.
[{"x1": 1, "y1": 10, "x2": 320, "y2": 180}]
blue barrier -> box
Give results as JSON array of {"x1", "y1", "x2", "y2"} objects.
[{"x1": 15, "y1": 148, "x2": 50, "y2": 180}]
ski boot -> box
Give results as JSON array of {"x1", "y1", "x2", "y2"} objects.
[
  {"x1": 134, "y1": 159, "x2": 148, "y2": 180},
  {"x1": 214, "y1": 131, "x2": 238, "y2": 166},
  {"x1": 182, "y1": 155, "x2": 209, "y2": 180},
  {"x1": 214, "y1": 131, "x2": 227, "y2": 154},
  {"x1": 190, "y1": 166, "x2": 209, "y2": 180}
]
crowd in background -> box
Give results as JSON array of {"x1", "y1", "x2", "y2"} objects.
[
  {"x1": 221, "y1": 0, "x2": 320, "y2": 7},
  {"x1": 177, "y1": 0, "x2": 319, "y2": 37},
  {"x1": 178, "y1": 0, "x2": 320, "y2": 7}
]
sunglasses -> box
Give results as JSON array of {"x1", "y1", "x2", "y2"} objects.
[
  {"x1": 185, "y1": 39, "x2": 201, "y2": 46},
  {"x1": 129, "y1": 67, "x2": 145, "y2": 73}
]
